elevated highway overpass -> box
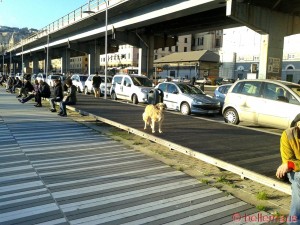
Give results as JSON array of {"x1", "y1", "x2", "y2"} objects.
[{"x1": 5, "y1": 0, "x2": 300, "y2": 78}]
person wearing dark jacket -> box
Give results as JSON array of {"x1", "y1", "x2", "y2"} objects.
[
  {"x1": 18, "y1": 79, "x2": 39, "y2": 104},
  {"x1": 92, "y1": 72, "x2": 102, "y2": 98},
  {"x1": 34, "y1": 80, "x2": 51, "y2": 107},
  {"x1": 16, "y1": 79, "x2": 34, "y2": 98},
  {"x1": 58, "y1": 79, "x2": 76, "y2": 117},
  {"x1": 49, "y1": 79, "x2": 63, "y2": 112},
  {"x1": 11, "y1": 77, "x2": 22, "y2": 93},
  {"x1": 6, "y1": 76, "x2": 15, "y2": 92}
]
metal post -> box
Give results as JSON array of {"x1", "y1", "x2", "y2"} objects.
[
  {"x1": 2, "y1": 53, "x2": 4, "y2": 75},
  {"x1": 21, "y1": 42, "x2": 24, "y2": 74},
  {"x1": 46, "y1": 33, "x2": 49, "y2": 76},
  {"x1": 104, "y1": 0, "x2": 108, "y2": 99},
  {"x1": 1, "y1": 43, "x2": 4, "y2": 75},
  {"x1": 9, "y1": 51, "x2": 11, "y2": 76}
]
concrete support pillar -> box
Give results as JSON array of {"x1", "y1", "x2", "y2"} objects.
[
  {"x1": 32, "y1": 55, "x2": 39, "y2": 74},
  {"x1": 61, "y1": 48, "x2": 70, "y2": 74},
  {"x1": 140, "y1": 34, "x2": 154, "y2": 78},
  {"x1": 23, "y1": 58, "x2": 30, "y2": 73},
  {"x1": 89, "y1": 40, "x2": 101, "y2": 74},
  {"x1": 45, "y1": 55, "x2": 52, "y2": 74},
  {"x1": 226, "y1": 0, "x2": 300, "y2": 79},
  {"x1": 17, "y1": 61, "x2": 22, "y2": 74},
  {"x1": 258, "y1": 34, "x2": 284, "y2": 79},
  {"x1": 148, "y1": 35, "x2": 155, "y2": 78}
]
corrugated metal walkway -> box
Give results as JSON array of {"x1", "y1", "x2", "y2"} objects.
[{"x1": 0, "y1": 89, "x2": 273, "y2": 224}]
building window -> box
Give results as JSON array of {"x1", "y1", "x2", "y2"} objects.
[
  {"x1": 184, "y1": 38, "x2": 188, "y2": 43},
  {"x1": 198, "y1": 37, "x2": 204, "y2": 45},
  {"x1": 184, "y1": 47, "x2": 187, "y2": 52},
  {"x1": 175, "y1": 46, "x2": 178, "y2": 52},
  {"x1": 254, "y1": 56, "x2": 259, "y2": 61},
  {"x1": 215, "y1": 38, "x2": 220, "y2": 48}
]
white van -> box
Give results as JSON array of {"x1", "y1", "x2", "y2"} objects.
[
  {"x1": 110, "y1": 74, "x2": 153, "y2": 104},
  {"x1": 222, "y1": 79, "x2": 300, "y2": 129}
]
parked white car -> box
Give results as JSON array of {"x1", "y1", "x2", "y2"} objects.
[
  {"x1": 110, "y1": 74, "x2": 153, "y2": 104},
  {"x1": 46, "y1": 74, "x2": 63, "y2": 88},
  {"x1": 36, "y1": 73, "x2": 47, "y2": 83},
  {"x1": 223, "y1": 79, "x2": 300, "y2": 129},
  {"x1": 84, "y1": 74, "x2": 112, "y2": 96},
  {"x1": 71, "y1": 74, "x2": 88, "y2": 93}
]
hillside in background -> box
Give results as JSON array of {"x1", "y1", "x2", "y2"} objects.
[{"x1": 0, "y1": 26, "x2": 38, "y2": 48}]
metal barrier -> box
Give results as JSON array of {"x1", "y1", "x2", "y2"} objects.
[{"x1": 8, "y1": 0, "x2": 124, "y2": 52}]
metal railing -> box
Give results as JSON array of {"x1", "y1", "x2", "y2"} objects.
[{"x1": 8, "y1": 0, "x2": 117, "y2": 52}]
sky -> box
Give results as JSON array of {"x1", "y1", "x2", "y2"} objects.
[{"x1": 0, "y1": 0, "x2": 88, "y2": 29}]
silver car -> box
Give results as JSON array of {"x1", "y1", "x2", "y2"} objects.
[
  {"x1": 222, "y1": 79, "x2": 300, "y2": 129},
  {"x1": 155, "y1": 82, "x2": 221, "y2": 115}
]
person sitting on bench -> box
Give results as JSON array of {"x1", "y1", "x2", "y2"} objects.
[
  {"x1": 16, "y1": 79, "x2": 34, "y2": 98},
  {"x1": 34, "y1": 80, "x2": 51, "y2": 107}
]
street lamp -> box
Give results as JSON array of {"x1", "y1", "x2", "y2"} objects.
[
  {"x1": 46, "y1": 33, "x2": 49, "y2": 77},
  {"x1": 21, "y1": 41, "x2": 24, "y2": 75},
  {"x1": 9, "y1": 50, "x2": 11, "y2": 76},
  {"x1": 84, "y1": 0, "x2": 108, "y2": 99}
]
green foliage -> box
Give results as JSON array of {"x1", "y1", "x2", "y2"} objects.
[
  {"x1": 256, "y1": 205, "x2": 266, "y2": 211},
  {"x1": 256, "y1": 191, "x2": 268, "y2": 200}
]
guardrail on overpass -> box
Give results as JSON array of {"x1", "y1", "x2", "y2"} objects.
[{"x1": 9, "y1": 0, "x2": 122, "y2": 51}]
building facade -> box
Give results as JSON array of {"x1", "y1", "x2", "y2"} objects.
[
  {"x1": 69, "y1": 55, "x2": 88, "y2": 74},
  {"x1": 99, "y1": 44, "x2": 139, "y2": 70},
  {"x1": 220, "y1": 26, "x2": 300, "y2": 83}
]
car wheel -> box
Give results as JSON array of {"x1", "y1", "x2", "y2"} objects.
[
  {"x1": 180, "y1": 103, "x2": 191, "y2": 115},
  {"x1": 224, "y1": 108, "x2": 240, "y2": 125},
  {"x1": 111, "y1": 92, "x2": 117, "y2": 100},
  {"x1": 132, "y1": 94, "x2": 138, "y2": 104}
]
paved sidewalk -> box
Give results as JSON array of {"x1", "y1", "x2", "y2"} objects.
[{"x1": 0, "y1": 89, "x2": 279, "y2": 224}]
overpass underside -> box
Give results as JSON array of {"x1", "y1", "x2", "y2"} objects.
[{"x1": 6, "y1": 0, "x2": 300, "y2": 78}]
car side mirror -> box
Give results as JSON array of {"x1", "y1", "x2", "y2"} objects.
[
  {"x1": 172, "y1": 91, "x2": 178, "y2": 94},
  {"x1": 126, "y1": 83, "x2": 131, "y2": 87}
]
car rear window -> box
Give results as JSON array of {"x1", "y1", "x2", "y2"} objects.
[
  {"x1": 80, "y1": 76, "x2": 88, "y2": 81},
  {"x1": 51, "y1": 75, "x2": 60, "y2": 79}
]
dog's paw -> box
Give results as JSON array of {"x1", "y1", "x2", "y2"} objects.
[
  {"x1": 159, "y1": 130, "x2": 163, "y2": 133},
  {"x1": 152, "y1": 131, "x2": 155, "y2": 133}
]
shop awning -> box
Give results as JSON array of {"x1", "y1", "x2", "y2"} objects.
[{"x1": 153, "y1": 50, "x2": 220, "y2": 64}]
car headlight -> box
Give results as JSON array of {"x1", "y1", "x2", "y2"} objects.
[{"x1": 192, "y1": 99, "x2": 204, "y2": 105}]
